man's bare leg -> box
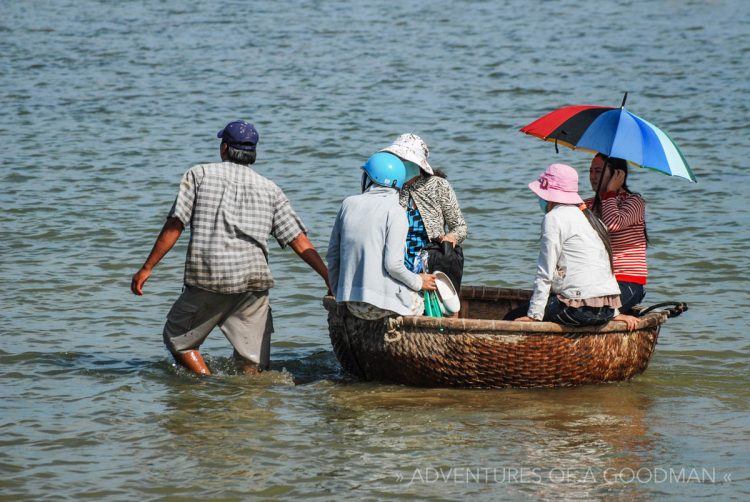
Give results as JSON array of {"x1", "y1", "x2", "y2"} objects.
[
  {"x1": 174, "y1": 350, "x2": 211, "y2": 375},
  {"x1": 233, "y1": 350, "x2": 261, "y2": 375}
]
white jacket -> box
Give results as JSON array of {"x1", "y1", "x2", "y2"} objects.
[{"x1": 528, "y1": 205, "x2": 621, "y2": 320}]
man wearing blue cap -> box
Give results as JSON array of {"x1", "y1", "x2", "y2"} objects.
[{"x1": 131, "y1": 120, "x2": 330, "y2": 375}]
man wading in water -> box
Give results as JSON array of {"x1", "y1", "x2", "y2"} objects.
[{"x1": 131, "y1": 120, "x2": 330, "y2": 375}]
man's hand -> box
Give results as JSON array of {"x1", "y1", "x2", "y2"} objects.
[
  {"x1": 419, "y1": 273, "x2": 437, "y2": 291},
  {"x1": 130, "y1": 217, "x2": 184, "y2": 296},
  {"x1": 131, "y1": 267, "x2": 152, "y2": 296},
  {"x1": 289, "y1": 233, "x2": 331, "y2": 292},
  {"x1": 514, "y1": 316, "x2": 538, "y2": 322}
]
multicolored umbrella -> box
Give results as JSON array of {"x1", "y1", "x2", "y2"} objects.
[{"x1": 520, "y1": 94, "x2": 696, "y2": 182}]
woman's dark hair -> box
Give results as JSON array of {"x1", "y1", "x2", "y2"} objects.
[
  {"x1": 361, "y1": 172, "x2": 374, "y2": 193},
  {"x1": 592, "y1": 153, "x2": 649, "y2": 245},
  {"x1": 224, "y1": 144, "x2": 257, "y2": 165},
  {"x1": 582, "y1": 206, "x2": 615, "y2": 271},
  {"x1": 422, "y1": 168, "x2": 447, "y2": 179}
]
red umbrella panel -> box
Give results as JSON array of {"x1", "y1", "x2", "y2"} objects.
[{"x1": 520, "y1": 105, "x2": 615, "y2": 151}]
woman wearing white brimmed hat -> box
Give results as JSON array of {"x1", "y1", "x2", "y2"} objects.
[
  {"x1": 380, "y1": 133, "x2": 468, "y2": 290},
  {"x1": 510, "y1": 163, "x2": 638, "y2": 330}
]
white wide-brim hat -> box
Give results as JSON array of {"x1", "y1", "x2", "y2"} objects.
[{"x1": 379, "y1": 133, "x2": 434, "y2": 175}]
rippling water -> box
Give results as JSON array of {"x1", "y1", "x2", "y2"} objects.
[{"x1": 2, "y1": 0, "x2": 749, "y2": 500}]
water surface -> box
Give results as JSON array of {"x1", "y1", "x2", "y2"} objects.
[{"x1": 1, "y1": 0, "x2": 748, "y2": 500}]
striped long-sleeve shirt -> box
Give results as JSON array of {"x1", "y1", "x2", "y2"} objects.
[{"x1": 584, "y1": 191, "x2": 648, "y2": 285}]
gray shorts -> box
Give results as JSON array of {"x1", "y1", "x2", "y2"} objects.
[{"x1": 163, "y1": 286, "x2": 273, "y2": 368}]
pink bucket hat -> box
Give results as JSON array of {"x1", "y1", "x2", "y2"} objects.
[
  {"x1": 529, "y1": 163, "x2": 583, "y2": 204},
  {"x1": 379, "y1": 133, "x2": 434, "y2": 175}
]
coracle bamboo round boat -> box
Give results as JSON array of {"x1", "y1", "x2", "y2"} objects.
[{"x1": 324, "y1": 286, "x2": 677, "y2": 388}]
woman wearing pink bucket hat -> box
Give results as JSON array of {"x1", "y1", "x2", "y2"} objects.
[{"x1": 508, "y1": 163, "x2": 638, "y2": 330}]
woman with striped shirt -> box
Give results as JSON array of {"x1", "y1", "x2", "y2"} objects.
[{"x1": 586, "y1": 153, "x2": 647, "y2": 314}]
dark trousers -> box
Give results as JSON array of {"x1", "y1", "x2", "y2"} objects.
[
  {"x1": 504, "y1": 294, "x2": 615, "y2": 327},
  {"x1": 618, "y1": 281, "x2": 646, "y2": 314}
]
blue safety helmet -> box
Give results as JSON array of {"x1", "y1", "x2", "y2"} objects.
[{"x1": 361, "y1": 152, "x2": 406, "y2": 190}]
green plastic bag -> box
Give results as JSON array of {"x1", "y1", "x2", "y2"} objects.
[
  {"x1": 423, "y1": 291, "x2": 443, "y2": 318},
  {"x1": 422, "y1": 290, "x2": 432, "y2": 316}
]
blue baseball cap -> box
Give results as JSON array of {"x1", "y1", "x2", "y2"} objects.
[{"x1": 217, "y1": 120, "x2": 259, "y2": 151}]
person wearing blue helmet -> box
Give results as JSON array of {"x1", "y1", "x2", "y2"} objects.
[
  {"x1": 360, "y1": 151, "x2": 406, "y2": 191},
  {"x1": 327, "y1": 152, "x2": 437, "y2": 319}
]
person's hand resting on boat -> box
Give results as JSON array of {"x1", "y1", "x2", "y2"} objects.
[
  {"x1": 614, "y1": 313, "x2": 639, "y2": 331},
  {"x1": 513, "y1": 316, "x2": 538, "y2": 322},
  {"x1": 419, "y1": 273, "x2": 438, "y2": 291}
]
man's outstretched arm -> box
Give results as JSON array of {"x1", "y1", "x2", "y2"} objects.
[
  {"x1": 131, "y1": 217, "x2": 185, "y2": 295},
  {"x1": 288, "y1": 232, "x2": 331, "y2": 295}
]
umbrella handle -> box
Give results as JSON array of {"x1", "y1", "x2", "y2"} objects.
[
  {"x1": 592, "y1": 158, "x2": 607, "y2": 211},
  {"x1": 553, "y1": 130, "x2": 569, "y2": 154}
]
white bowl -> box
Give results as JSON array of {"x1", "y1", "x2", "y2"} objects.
[{"x1": 434, "y1": 271, "x2": 460, "y2": 314}]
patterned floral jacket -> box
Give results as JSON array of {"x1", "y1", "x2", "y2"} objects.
[{"x1": 398, "y1": 175, "x2": 468, "y2": 244}]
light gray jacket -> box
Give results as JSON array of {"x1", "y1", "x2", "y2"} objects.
[
  {"x1": 528, "y1": 205, "x2": 621, "y2": 320},
  {"x1": 327, "y1": 186, "x2": 423, "y2": 315}
]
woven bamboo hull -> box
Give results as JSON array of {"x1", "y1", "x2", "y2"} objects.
[{"x1": 324, "y1": 286, "x2": 666, "y2": 388}]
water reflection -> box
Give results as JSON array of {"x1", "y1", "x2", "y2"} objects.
[
  {"x1": 158, "y1": 375, "x2": 292, "y2": 495},
  {"x1": 317, "y1": 382, "x2": 655, "y2": 500}
]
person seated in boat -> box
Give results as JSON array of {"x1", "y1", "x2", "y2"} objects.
[
  {"x1": 586, "y1": 153, "x2": 647, "y2": 316},
  {"x1": 327, "y1": 152, "x2": 437, "y2": 320},
  {"x1": 378, "y1": 134, "x2": 468, "y2": 291},
  {"x1": 509, "y1": 163, "x2": 639, "y2": 330}
]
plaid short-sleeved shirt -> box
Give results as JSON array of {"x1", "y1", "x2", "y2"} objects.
[{"x1": 168, "y1": 162, "x2": 306, "y2": 294}]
